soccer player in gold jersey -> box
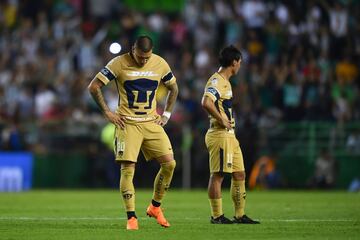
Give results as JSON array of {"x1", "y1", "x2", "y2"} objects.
[
  {"x1": 201, "y1": 45, "x2": 259, "y2": 224},
  {"x1": 88, "y1": 36, "x2": 178, "y2": 230}
]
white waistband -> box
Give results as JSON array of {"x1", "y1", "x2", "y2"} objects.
[
  {"x1": 125, "y1": 116, "x2": 157, "y2": 122},
  {"x1": 208, "y1": 128, "x2": 235, "y2": 134}
]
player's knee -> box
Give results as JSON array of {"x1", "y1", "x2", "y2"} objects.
[
  {"x1": 210, "y1": 173, "x2": 224, "y2": 183},
  {"x1": 120, "y1": 167, "x2": 135, "y2": 195},
  {"x1": 120, "y1": 166, "x2": 135, "y2": 179},
  {"x1": 232, "y1": 171, "x2": 245, "y2": 181},
  {"x1": 161, "y1": 160, "x2": 176, "y2": 172}
]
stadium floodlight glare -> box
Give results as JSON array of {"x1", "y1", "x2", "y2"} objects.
[{"x1": 109, "y1": 42, "x2": 121, "y2": 54}]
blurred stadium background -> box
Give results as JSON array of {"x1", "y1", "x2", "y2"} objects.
[{"x1": 0, "y1": 0, "x2": 360, "y2": 192}]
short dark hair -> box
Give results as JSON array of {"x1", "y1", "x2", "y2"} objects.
[
  {"x1": 219, "y1": 45, "x2": 242, "y2": 67},
  {"x1": 135, "y1": 35, "x2": 153, "y2": 53}
]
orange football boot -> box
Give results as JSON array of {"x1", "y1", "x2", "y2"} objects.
[
  {"x1": 146, "y1": 205, "x2": 170, "y2": 227},
  {"x1": 126, "y1": 217, "x2": 138, "y2": 230}
]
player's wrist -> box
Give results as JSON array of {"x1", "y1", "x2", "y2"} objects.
[
  {"x1": 103, "y1": 109, "x2": 111, "y2": 116},
  {"x1": 162, "y1": 111, "x2": 171, "y2": 119}
]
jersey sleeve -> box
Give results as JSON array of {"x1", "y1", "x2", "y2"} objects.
[
  {"x1": 160, "y1": 60, "x2": 176, "y2": 86},
  {"x1": 203, "y1": 78, "x2": 221, "y2": 102},
  {"x1": 95, "y1": 57, "x2": 119, "y2": 85}
]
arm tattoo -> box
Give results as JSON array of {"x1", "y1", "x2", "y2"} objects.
[
  {"x1": 164, "y1": 83, "x2": 178, "y2": 112},
  {"x1": 92, "y1": 88, "x2": 110, "y2": 113},
  {"x1": 89, "y1": 79, "x2": 110, "y2": 113}
]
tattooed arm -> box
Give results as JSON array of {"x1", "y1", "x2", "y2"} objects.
[
  {"x1": 158, "y1": 82, "x2": 179, "y2": 126},
  {"x1": 164, "y1": 82, "x2": 178, "y2": 113},
  {"x1": 88, "y1": 77, "x2": 125, "y2": 128}
]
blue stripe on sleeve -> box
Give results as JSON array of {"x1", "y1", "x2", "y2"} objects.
[
  {"x1": 161, "y1": 72, "x2": 173, "y2": 83},
  {"x1": 206, "y1": 87, "x2": 220, "y2": 100},
  {"x1": 100, "y1": 67, "x2": 116, "y2": 81}
]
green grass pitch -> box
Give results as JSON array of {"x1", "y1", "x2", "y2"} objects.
[{"x1": 0, "y1": 190, "x2": 359, "y2": 239}]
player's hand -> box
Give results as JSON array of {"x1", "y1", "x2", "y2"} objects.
[
  {"x1": 220, "y1": 117, "x2": 232, "y2": 130},
  {"x1": 156, "y1": 115, "x2": 169, "y2": 126},
  {"x1": 104, "y1": 111, "x2": 125, "y2": 129}
]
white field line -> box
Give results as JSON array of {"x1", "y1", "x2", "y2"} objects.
[{"x1": 0, "y1": 217, "x2": 357, "y2": 222}]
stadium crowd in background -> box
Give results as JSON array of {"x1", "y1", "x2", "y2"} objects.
[{"x1": 0, "y1": 0, "x2": 359, "y2": 187}]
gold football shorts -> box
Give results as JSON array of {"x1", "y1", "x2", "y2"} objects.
[
  {"x1": 205, "y1": 130, "x2": 245, "y2": 173},
  {"x1": 114, "y1": 121, "x2": 173, "y2": 162}
]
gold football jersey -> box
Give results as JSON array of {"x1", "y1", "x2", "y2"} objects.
[
  {"x1": 203, "y1": 72, "x2": 235, "y2": 129},
  {"x1": 96, "y1": 53, "x2": 176, "y2": 118}
]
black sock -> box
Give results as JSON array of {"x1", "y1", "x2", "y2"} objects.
[
  {"x1": 126, "y1": 211, "x2": 137, "y2": 219},
  {"x1": 152, "y1": 199, "x2": 161, "y2": 207}
]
